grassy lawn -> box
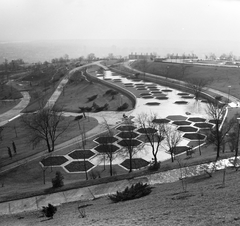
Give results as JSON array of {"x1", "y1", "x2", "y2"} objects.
[
  {"x1": 0, "y1": 115, "x2": 98, "y2": 168},
  {"x1": 132, "y1": 61, "x2": 240, "y2": 99}
]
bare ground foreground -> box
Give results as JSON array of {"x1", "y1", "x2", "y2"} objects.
[{"x1": 1, "y1": 169, "x2": 240, "y2": 226}]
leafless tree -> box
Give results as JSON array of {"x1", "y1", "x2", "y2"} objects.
[
  {"x1": 22, "y1": 107, "x2": 70, "y2": 153},
  {"x1": 162, "y1": 124, "x2": 182, "y2": 162},
  {"x1": 205, "y1": 101, "x2": 235, "y2": 159},
  {"x1": 135, "y1": 113, "x2": 165, "y2": 168},
  {"x1": 186, "y1": 77, "x2": 211, "y2": 100}
]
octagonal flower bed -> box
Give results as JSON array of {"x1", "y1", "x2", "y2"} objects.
[
  {"x1": 41, "y1": 156, "x2": 68, "y2": 167},
  {"x1": 152, "y1": 118, "x2": 170, "y2": 124},
  {"x1": 177, "y1": 126, "x2": 198, "y2": 132},
  {"x1": 116, "y1": 125, "x2": 137, "y2": 131},
  {"x1": 174, "y1": 101, "x2": 188, "y2": 105},
  {"x1": 172, "y1": 121, "x2": 191, "y2": 126},
  {"x1": 193, "y1": 122, "x2": 214, "y2": 129},
  {"x1": 120, "y1": 158, "x2": 149, "y2": 170},
  {"x1": 94, "y1": 144, "x2": 120, "y2": 153},
  {"x1": 68, "y1": 149, "x2": 96, "y2": 159},
  {"x1": 183, "y1": 133, "x2": 206, "y2": 140},
  {"x1": 145, "y1": 102, "x2": 160, "y2": 106},
  {"x1": 188, "y1": 117, "x2": 206, "y2": 122},
  {"x1": 167, "y1": 115, "x2": 188, "y2": 121},
  {"x1": 137, "y1": 127, "x2": 158, "y2": 134},
  {"x1": 117, "y1": 131, "x2": 139, "y2": 139},
  {"x1": 64, "y1": 161, "x2": 94, "y2": 172},
  {"x1": 94, "y1": 136, "x2": 118, "y2": 144},
  {"x1": 118, "y1": 139, "x2": 142, "y2": 147}
]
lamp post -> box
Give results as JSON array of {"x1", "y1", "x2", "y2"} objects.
[
  {"x1": 235, "y1": 118, "x2": 240, "y2": 161},
  {"x1": 227, "y1": 85, "x2": 231, "y2": 103}
]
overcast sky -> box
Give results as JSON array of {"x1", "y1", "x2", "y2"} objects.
[{"x1": 0, "y1": 0, "x2": 240, "y2": 57}]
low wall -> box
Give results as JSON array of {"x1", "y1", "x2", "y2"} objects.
[{"x1": 84, "y1": 70, "x2": 137, "y2": 109}]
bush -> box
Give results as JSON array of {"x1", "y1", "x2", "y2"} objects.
[
  {"x1": 89, "y1": 170, "x2": 101, "y2": 179},
  {"x1": 74, "y1": 115, "x2": 83, "y2": 121},
  {"x1": 87, "y1": 94, "x2": 98, "y2": 102},
  {"x1": 52, "y1": 171, "x2": 64, "y2": 188},
  {"x1": 148, "y1": 162, "x2": 160, "y2": 171},
  {"x1": 105, "y1": 89, "x2": 118, "y2": 96},
  {"x1": 117, "y1": 103, "x2": 129, "y2": 111},
  {"x1": 41, "y1": 203, "x2": 57, "y2": 219},
  {"x1": 109, "y1": 182, "x2": 152, "y2": 203}
]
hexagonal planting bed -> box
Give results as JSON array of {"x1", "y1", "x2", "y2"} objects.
[
  {"x1": 121, "y1": 158, "x2": 149, "y2": 170},
  {"x1": 193, "y1": 123, "x2": 214, "y2": 129},
  {"x1": 174, "y1": 101, "x2": 188, "y2": 105},
  {"x1": 140, "y1": 92, "x2": 151, "y2": 96},
  {"x1": 188, "y1": 117, "x2": 206, "y2": 122},
  {"x1": 152, "y1": 118, "x2": 170, "y2": 124},
  {"x1": 183, "y1": 133, "x2": 206, "y2": 140},
  {"x1": 68, "y1": 149, "x2": 95, "y2": 159},
  {"x1": 145, "y1": 102, "x2": 160, "y2": 106},
  {"x1": 155, "y1": 97, "x2": 169, "y2": 100},
  {"x1": 181, "y1": 96, "x2": 194, "y2": 99},
  {"x1": 94, "y1": 144, "x2": 120, "y2": 153},
  {"x1": 178, "y1": 126, "x2": 198, "y2": 132},
  {"x1": 41, "y1": 156, "x2": 68, "y2": 167},
  {"x1": 137, "y1": 127, "x2": 158, "y2": 134},
  {"x1": 161, "y1": 89, "x2": 172, "y2": 92},
  {"x1": 117, "y1": 131, "x2": 139, "y2": 139},
  {"x1": 151, "y1": 91, "x2": 162, "y2": 94},
  {"x1": 167, "y1": 115, "x2": 188, "y2": 121},
  {"x1": 118, "y1": 139, "x2": 142, "y2": 147},
  {"x1": 64, "y1": 161, "x2": 94, "y2": 172},
  {"x1": 172, "y1": 121, "x2": 191, "y2": 126},
  {"x1": 142, "y1": 96, "x2": 153, "y2": 99},
  {"x1": 177, "y1": 92, "x2": 190, "y2": 96},
  {"x1": 116, "y1": 125, "x2": 137, "y2": 131},
  {"x1": 94, "y1": 136, "x2": 118, "y2": 144}
]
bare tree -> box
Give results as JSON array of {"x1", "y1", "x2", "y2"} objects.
[
  {"x1": 136, "y1": 113, "x2": 165, "y2": 169},
  {"x1": 22, "y1": 107, "x2": 70, "y2": 153},
  {"x1": 205, "y1": 101, "x2": 235, "y2": 159},
  {"x1": 163, "y1": 124, "x2": 182, "y2": 162},
  {"x1": 186, "y1": 77, "x2": 211, "y2": 100}
]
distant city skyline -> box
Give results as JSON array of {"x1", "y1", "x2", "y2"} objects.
[{"x1": 0, "y1": 0, "x2": 240, "y2": 61}]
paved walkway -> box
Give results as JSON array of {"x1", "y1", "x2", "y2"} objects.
[{"x1": 0, "y1": 92, "x2": 30, "y2": 126}]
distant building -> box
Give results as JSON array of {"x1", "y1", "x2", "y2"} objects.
[{"x1": 129, "y1": 53, "x2": 156, "y2": 60}]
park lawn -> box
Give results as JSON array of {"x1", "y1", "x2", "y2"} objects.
[
  {"x1": 0, "y1": 115, "x2": 98, "y2": 167},
  {"x1": 132, "y1": 61, "x2": 240, "y2": 99},
  {"x1": 0, "y1": 99, "x2": 21, "y2": 114},
  {"x1": 55, "y1": 69, "x2": 134, "y2": 112}
]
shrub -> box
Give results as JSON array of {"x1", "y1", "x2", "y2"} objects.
[
  {"x1": 117, "y1": 103, "x2": 129, "y2": 111},
  {"x1": 41, "y1": 203, "x2": 57, "y2": 219},
  {"x1": 74, "y1": 115, "x2": 83, "y2": 121},
  {"x1": 148, "y1": 162, "x2": 160, "y2": 171},
  {"x1": 52, "y1": 171, "x2": 64, "y2": 188},
  {"x1": 87, "y1": 94, "x2": 98, "y2": 102},
  {"x1": 109, "y1": 182, "x2": 152, "y2": 203},
  {"x1": 105, "y1": 89, "x2": 118, "y2": 96}
]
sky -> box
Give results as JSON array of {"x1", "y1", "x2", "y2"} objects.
[{"x1": 0, "y1": 0, "x2": 240, "y2": 57}]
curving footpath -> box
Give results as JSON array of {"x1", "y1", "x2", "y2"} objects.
[{"x1": 0, "y1": 92, "x2": 30, "y2": 127}]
